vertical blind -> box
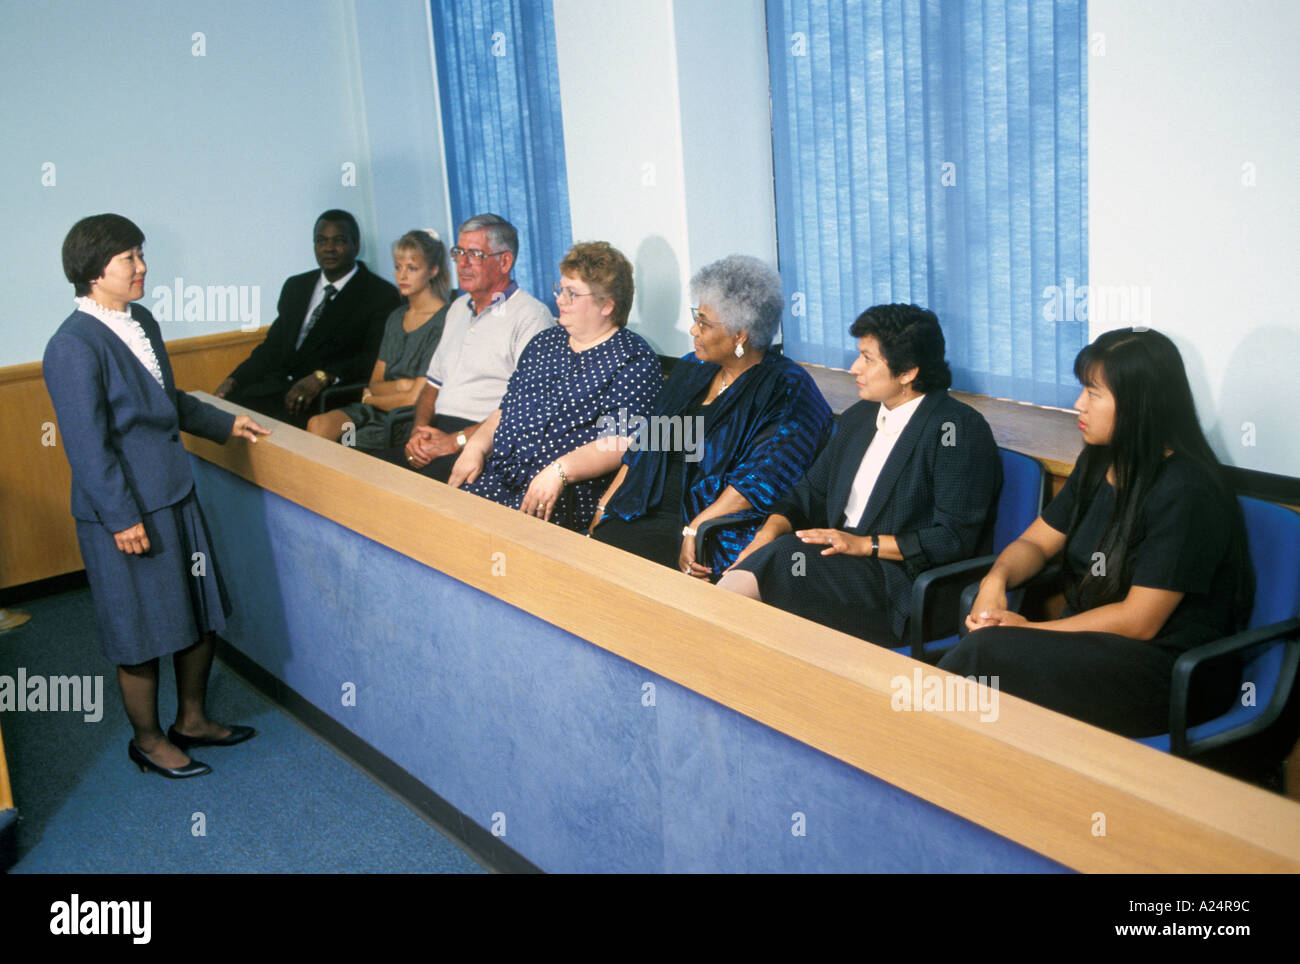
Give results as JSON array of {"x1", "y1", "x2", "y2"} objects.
[
  {"x1": 430, "y1": 0, "x2": 573, "y2": 311},
  {"x1": 767, "y1": 0, "x2": 1088, "y2": 407}
]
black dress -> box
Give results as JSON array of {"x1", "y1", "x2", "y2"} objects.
[{"x1": 938, "y1": 451, "x2": 1245, "y2": 736}]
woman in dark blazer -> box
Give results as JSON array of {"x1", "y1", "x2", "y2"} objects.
[
  {"x1": 718, "y1": 304, "x2": 1001, "y2": 647},
  {"x1": 44, "y1": 214, "x2": 268, "y2": 779},
  {"x1": 589, "y1": 255, "x2": 832, "y2": 577}
]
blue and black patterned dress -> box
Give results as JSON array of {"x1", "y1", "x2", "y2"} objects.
[{"x1": 593, "y1": 351, "x2": 833, "y2": 573}]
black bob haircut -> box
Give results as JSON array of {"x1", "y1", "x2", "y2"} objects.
[
  {"x1": 315, "y1": 209, "x2": 360, "y2": 247},
  {"x1": 62, "y1": 214, "x2": 145, "y2": 297},
  {"x1": 849, "y1": 303, "x2": 953, "y2": 394}
]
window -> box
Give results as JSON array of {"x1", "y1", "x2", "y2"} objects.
[
  {"x1": 767, "y1": 0, "x2": 1088, "y2": 407},
  {"x1": 431, "y1": 0, "x2": 573, "y2": 309}
]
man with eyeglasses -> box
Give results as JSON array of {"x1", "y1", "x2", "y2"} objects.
[
  {"x1": 372, "y1": 213, "x2": 553, "y2": 482},
  {"x1": 215, "y1": 209, "x2": 400, "y2": 428}
]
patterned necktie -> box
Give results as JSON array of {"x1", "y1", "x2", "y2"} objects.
[{"x1": 296, "y1": 283, "x2": 337, "y2": 349}]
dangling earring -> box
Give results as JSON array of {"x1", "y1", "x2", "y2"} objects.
[{"x1": 734, "y1": 341, "x2": 745, "y2": 358}]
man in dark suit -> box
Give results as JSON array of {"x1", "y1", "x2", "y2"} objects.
[{"x1": 215, "y1": 209, "x2": 400, "y2": 427}]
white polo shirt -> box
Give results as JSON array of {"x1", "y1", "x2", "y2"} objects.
[{"x1": 425, "y1": 284, "x2": 554, "y2": 422}]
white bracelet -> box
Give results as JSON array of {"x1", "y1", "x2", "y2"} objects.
[{"x1": 682, "y1": 525, "x2": 697, "y2": 538}]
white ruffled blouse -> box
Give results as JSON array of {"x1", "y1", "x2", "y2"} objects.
[{"x1": 75, "y1": 296, "x2": 165, "y2": 389}]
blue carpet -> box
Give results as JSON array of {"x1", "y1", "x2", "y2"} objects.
[{"x1": 0, "y1": 590, "x2": 485, "y2": 873}]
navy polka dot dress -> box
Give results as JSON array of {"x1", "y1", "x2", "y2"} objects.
[{"x1": 462, "y1": 325, "x2": 663, "y2": 530}]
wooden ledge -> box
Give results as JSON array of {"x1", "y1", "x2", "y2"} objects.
[{"x1": 185, "y1": 393, "x2": 1300, "y2": 873}]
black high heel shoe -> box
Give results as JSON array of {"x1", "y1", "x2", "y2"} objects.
[
  {"x1": 167, "y1": 724, "x2": 256, "y2": 752},
  {"x1": 128, "y1": 740, "x2": 211, "y2": 779}
]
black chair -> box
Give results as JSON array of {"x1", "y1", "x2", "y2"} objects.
[
  {"x1": 317, "y1": 380, "x2": 367, "y2": 413},
  {"x1": 1135, "y1": 497, "x2": 1300, "y2": 760},
  {"x1": 897, "y1": 447, "x2": 1048, "y2": 662}
]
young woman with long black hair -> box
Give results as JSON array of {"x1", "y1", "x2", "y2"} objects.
[{"x1": 938, "y1": 327, "x2": 1254, "y2": 736}]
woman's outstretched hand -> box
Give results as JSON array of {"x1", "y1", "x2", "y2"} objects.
[{"x1": 230, "y1": 414, "x2": 271, "y2": 442}]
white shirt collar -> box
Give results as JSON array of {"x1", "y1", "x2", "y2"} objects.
[
  {"x1": 319, "y1": 263, "x2": 359, "y2": 292},
  {"x1": 875, "y1": 393, "x2": 925, "y2": 437}
]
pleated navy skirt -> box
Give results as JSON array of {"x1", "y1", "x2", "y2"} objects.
[{"x1": 75, "y1": 490, "x2": 230, "y2": 665}]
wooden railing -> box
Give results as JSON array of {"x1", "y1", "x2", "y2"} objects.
[{"x1": 181, "y1": 395, "x2": 1300, "y2": 873}]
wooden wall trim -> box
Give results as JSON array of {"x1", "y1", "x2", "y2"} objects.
[
  {"x1": 163, "y1": 327, "x2": 271, "y2": 356},
  {"x1": 183, "y1": 394, "x2": 1300, "y2": 874},
  {"x1": 0, "y1": 721, "x2": 12, "y2": 812}
]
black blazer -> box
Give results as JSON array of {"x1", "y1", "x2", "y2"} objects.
[
  {"x1": 771, "y1": 391, "x2": 1002, "y2": 637},
  {"x1": 228, "y1": 261, "x2": 400, "y2": 392}
]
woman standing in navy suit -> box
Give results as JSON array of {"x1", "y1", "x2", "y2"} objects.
[{"x1": 44, "y1": 214, "x2": 269, "y2": 779}]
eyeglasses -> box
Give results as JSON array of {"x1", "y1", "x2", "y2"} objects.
[
  {"x1": 689, "y1": 306, "x2": 720, "y2": 326},
  {"x1": 450, "y1": 246, "x2": 507, "y2": 263},
  {"x1": 554, "y1": 283, "x2": 601, "y2": 303}
]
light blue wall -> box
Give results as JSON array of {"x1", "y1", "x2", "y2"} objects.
[
  {"x1": 354, "y1": 0, "x2": 454, "y2": 249},
  {"x1": 553, "y1": 0, "x2": 778, "y2": 357},
  {"x1": 7, "y1": 0, "x2": 1294, "y2": 477},
  {"x1": 673, "y1": 0, "x2": 778, "y2": 288},
  {"x1": 1, "y1": 0, "x2": 445, "y2": 369},
  {"x1": 1090, "y1": 0, "x2": 1300, "y2": 478}
]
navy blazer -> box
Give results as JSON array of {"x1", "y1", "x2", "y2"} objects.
[
  {"x1": 44, "y1": 305, "x2": 236, "y2": 533},
  {"x1": 771, "y1": 391, "x2": 1002, "y2": 637},
  {"x1": 227, "y1": 261, "x2": 400, "y2": 392}
]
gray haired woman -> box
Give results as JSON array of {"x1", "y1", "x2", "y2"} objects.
[{"x1": 590, "y1": 255, "x2": 833, "y2": 578}]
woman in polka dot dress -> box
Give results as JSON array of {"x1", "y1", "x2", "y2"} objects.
[{"x1": 449, "y1": 242, "x2": 661, "y2": 531}]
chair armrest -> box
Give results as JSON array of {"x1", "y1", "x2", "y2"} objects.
[
  {"x1": 695, "y1": 513, "x2": 753, "y2": 570},
  {"x1": 1168, "y1": 617, "x2": 1300, "y2": 757},
  {"x1": 908, "y1": 555, "x2": 996, "y2": 659},
  {"x1": 318, "y1": 380, "x2": 367, "y2": 412}
]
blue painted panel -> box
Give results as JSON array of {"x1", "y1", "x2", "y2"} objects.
[{"x1": 192, "y1": 457, "x2": 1066, "y2": 873}]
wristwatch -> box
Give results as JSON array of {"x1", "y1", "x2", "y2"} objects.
[
  {"x1": 313, "y1": 369, "x2": 332, "y2": 386},
  {"x1": 456, "y1": 431, "x2": 468, "y2": 449},
  {"x1": 869, "y1": 534, "x2": 880, "y2": 558}
]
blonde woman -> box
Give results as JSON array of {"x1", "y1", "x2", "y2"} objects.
[{"x1": 308, "y1": 229, "x2": 450, "y2": 449}]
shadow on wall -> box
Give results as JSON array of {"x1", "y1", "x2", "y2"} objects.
[
  {"x1": 1204, "y1": 326, "x2": 1300, "y2": 476},
  {"x1": 633, "y1": 235, "x2": 682, "y2": 355}
]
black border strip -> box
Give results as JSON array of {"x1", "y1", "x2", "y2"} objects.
[
  {"x1": 1225, "y1": 465, "x2": 1300, "y2": 506},
  {"x1": 214, "y1": 638, "x2": 542, "y2": 875},
  {"x1": 0, "y1": 808, "x2": 16, "y2": 873},
  {"x1": 0, "y1": 571, "x2": 88, "y2": 609}
]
